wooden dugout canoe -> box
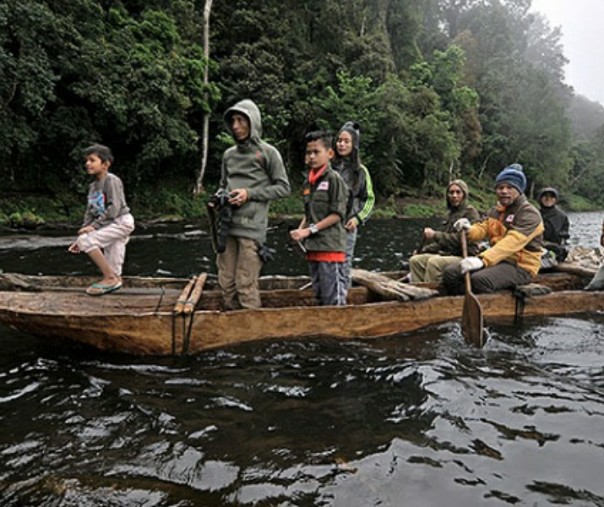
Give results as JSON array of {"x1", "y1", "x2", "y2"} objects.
[{"x1": 0, "y1": 268, "x2": 602, "y2": 356}]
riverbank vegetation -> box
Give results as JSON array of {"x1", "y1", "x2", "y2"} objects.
[{"x1": 1, "y1": 0, "x2": 604, "y2": 228}]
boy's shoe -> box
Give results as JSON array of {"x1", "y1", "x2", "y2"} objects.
[{"x1": 86, "y1": 281, "x2": 122, "y2": 296}]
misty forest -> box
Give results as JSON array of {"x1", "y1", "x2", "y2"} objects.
[{"x1": 1, "y1": 0, "x2": 604, "y2": 223}]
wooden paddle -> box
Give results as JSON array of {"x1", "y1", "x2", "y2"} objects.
[{"x1": 461, "y1": 230, "x2": 484, "y2": 347}]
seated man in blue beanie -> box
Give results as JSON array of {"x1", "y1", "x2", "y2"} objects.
[{"x1": 442, "y1": 163, "x2": 544, "y2": 294}]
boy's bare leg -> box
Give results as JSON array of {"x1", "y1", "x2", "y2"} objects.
[{"x1": 87, "y1": 248, "x2": 121, "y2": 285}]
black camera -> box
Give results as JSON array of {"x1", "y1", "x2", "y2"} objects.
[
  {"x1": 208, "y1": 189, "x2": 232, "y2": 209},
  {"x1": 258, "y1": 244, "x2": 276, "y2": 263}
]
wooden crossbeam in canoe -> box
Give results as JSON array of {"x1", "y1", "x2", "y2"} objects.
[{"x1": 351, "y1": 269, "x2": 438, "y2": 301}]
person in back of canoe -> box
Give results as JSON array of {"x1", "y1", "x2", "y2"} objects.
[
  {"x1": 68, "y1": 144, "x2": 135, "y2": 296},
  {"x1": 332, "y1": 121, "x2": 375, "y2": 286},
  {"x1": 408, "y1": 179, "x2": 481, "y2": 283},
  {"x1": 442, "y1": 163, "x2": 544, "y2": 294},
  {"x1": 214, "y1": 99, "x2": 291, "y2": 310},
  {"x1": 290, "y1": 130, "x2": 349, "y2": 305},
  {"x1": 538, "y1": 187, "x2": 570, "y2": 267},
  {"x1": 585, "y1": 217, "x2": 604, "y2": 290}
]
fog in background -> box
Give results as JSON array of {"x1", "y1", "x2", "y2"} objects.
[{"x1": 531, "y1": 0, "x2": 604, "y2": 106}]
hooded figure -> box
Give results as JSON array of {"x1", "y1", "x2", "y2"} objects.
[
  {"x1": 420, "y1": 179, "x2": 481, "y2": 257},
  {"x1": 220, "y1": 99, "x2": 291, "y2": 244},
  {"x1": 216, "y1": 99, "x2": 291, "y2": 310},
  {"x1": 408, "y1": 179, "x2": 481, "y2": 283}
]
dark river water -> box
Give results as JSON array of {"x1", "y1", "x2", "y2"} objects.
[{"x1": 1, "y1": 212, "x2": 603, "y2": 506}]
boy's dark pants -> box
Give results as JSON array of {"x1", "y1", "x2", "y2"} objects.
[
  {"x1": 309, "y1": 261, "x2": 348, "y2": 306},
  {"x1": 443, "y1": 261, "x2": 531, "y2": 295}
]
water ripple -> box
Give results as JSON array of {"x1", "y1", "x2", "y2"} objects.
[
  {"x1": 1, "y1": 214, "x2": 604, "y2": 505},
  {"x1": 0, "y1": 382, "x2": 40, "y2": 403}
]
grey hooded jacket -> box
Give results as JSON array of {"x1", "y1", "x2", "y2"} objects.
[{"x1": 220, "y1": 100, "x2": 290, "y2": 243}]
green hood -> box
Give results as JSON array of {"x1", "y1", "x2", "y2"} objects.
[
  {"x1": 446, "y1": 179, "x2": 470, "y2": 210},
  {"x1": 224, "y1": 99, "x2": 262, "y2": 143}
]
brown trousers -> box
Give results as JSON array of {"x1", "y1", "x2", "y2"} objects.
[
  {"x1": 409, "y1": 253, "x2": 462, "y2": 283},
  {"x1": 217, "y1": 236, "x2": 262, "y2": 309}
]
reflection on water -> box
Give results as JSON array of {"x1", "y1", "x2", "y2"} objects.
[
  {"x1": 1, "y1": 318, "x2": 603, "y2": 505},
  {"x1": 0, "y1": 212, "x2": 603, "y2": 505},
  {"x1": 1, "y1": 212, "x2": 602, "y2": 278}
]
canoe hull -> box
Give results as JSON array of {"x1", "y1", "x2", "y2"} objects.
[
  {"x1": 181, "y1": 290, "x2": 604, "y2": 354},
  {"x1": 1, "y1": 286, "x2": 603, "y2": 355}
]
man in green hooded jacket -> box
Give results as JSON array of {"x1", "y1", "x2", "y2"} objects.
[
  {"x1": 408, "y1": 179, "x2": 481, "y2": 282},
  {"x1": 215, "y1": 99, "x2": 290, "y2": 309}
]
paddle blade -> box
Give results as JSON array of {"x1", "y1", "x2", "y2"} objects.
[{"x1": 462, "y1": 292, "x2": 484, "y2": 347}]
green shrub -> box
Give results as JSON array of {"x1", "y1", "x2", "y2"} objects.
[
  {"x1": 9, "y1": 210, "x2": 45, "y2": 228},
  {"x1": 371, "y1": 207, "x2": 398, "y2": 219},
  {"x1": 403, "y1": 203, "x2": 437, "y2": 217},
  {"x1": 565, "y1": 194, "x2": 598, "y2": 212},
  {"x1": 267, "y1": 194, "x2": 304, "y2": 216}
]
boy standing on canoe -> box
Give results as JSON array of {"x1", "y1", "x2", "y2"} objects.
[
  {"x1": 442, "y1": 164, "x2": 544, "y2": 294},
  {"x1": 290, "y1": 130, "x2": 349, "y2": 305},
  {"x1": 215, "y1": 99, "x2": 291, "y2": 310},
  {"x1": 408, "y1": 179, "x2": 481, "y2": 282},
  {"x1": 68, "y1": 144, "x2": 135, "y2": 296}
]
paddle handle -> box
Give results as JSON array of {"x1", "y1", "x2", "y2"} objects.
[
  {"x1": 287, "y1": 225, "x2": 307, "y2": 254},
  {"x1": 461, "y1": 229, "x2": 472, "y2": 293},
  {"x1": 460, "y1": 229, "x2": 485, "y2": 347}
]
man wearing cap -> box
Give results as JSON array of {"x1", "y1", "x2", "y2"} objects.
[
  {"x1": 538, "y1": 187, "x2": 570, "y2": 263},
  {"x1": 442, "y1": 163, "x2": 544, "y2": 294}
]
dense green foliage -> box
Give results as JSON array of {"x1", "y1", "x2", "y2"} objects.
[{"x1": 1, "y1": 0, "x2": 603, "y2": 222}]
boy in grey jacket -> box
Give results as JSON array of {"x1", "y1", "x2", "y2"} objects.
[{"x1": 216, "y1": 99, "x2": 290, "y2": 309}]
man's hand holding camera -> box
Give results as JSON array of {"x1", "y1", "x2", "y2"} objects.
[{"x1": 228, "y1": 189, "x2": 249, "y2": 207}]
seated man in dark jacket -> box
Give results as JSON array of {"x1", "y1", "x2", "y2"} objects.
[{"x1": 538, "y1": 187, "x2": 570, "y2": 264}]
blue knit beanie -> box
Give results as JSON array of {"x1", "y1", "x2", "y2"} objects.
[{"x1": 495, "y1": 163, "x2": 526, "y2": 193}]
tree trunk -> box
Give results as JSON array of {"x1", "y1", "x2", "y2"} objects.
[{"x1": 194, "y1": 0, "x2": 213, "y2": 195}]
